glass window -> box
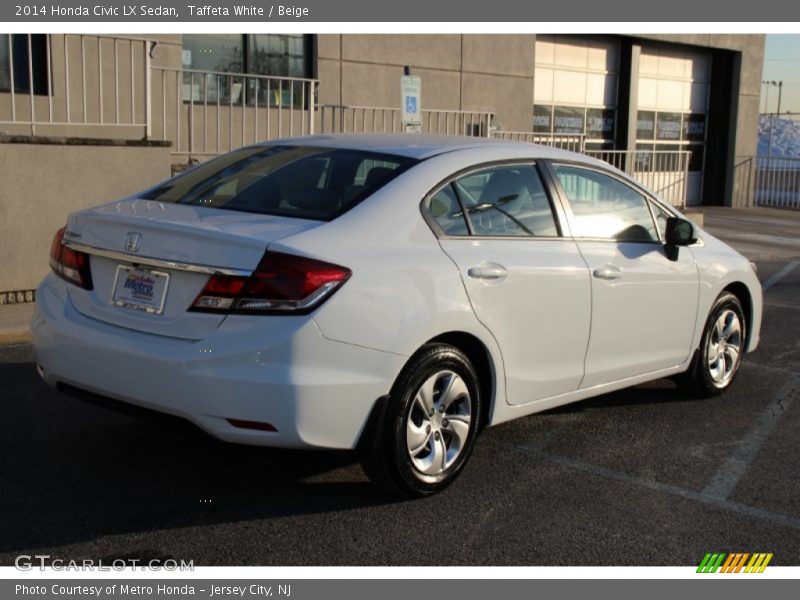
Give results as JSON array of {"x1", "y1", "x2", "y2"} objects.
[
  {"x1": 0, "y1": 34, "x2": 49, "y2": 94},
  {"x1": 553, "y1": 106, "x2": 585, "y2": 135},
  {"x1": 248, "y1": 34, "x2": 309, "y2": 79},
  {"x1": 0, "y1": 36, "x2": 9, "y2": 91},
  {"x1": 181, "y1": 34, "x2": 312, "y2": 105},
  {"x1": 636, "y1": 111, "x2": 656, "y2": 140},
  {"x1": 533, "y1": 105, "x2": 553, "y2": 134},
  {"x1": 452, "y1": 165, "x2": 558, "y2": 237},
  {"x1": 182, "y1": 34, "x2": 244, "y2": 73},
  {"x1": 586, "y1": 108, "x2": 615, "y2": 140},
  {"x1": 553, "y1": 164, "x2": 658, "y2": 242},
  {"x1": 656, "y1": 112, "x2": 682, "y2": 141},
  {"x1": 683, "y1": 113, "x2": 707, "y2": 142},
  {"x1": 140, "y1": 146, "x2": 416, "y2": 221},
  {"x1": 650, "y1": 201, "x2": 672, "y2": 241},
  {"x1": 428, "y1": 184, "x2": 468, "y2": 236}
]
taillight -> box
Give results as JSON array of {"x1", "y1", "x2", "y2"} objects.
[
  {"x1": 49, "y1": 227, "x2": 93, "y2": 290},
  {"x1": 190, "y1": 251, "x2": 351, "y2": 315}
]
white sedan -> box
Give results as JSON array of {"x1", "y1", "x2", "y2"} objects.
[{"x1": 32, "y1": 134, "x2": 762, "y2": 496}]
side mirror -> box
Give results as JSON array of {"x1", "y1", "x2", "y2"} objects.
[{"x1": 664, "y1": 217, "x2": 696, "y2": 260}]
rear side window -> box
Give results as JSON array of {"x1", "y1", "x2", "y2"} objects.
[
  {"x1": 140, "y1": 145, "x2": 416, "y2": 221},
  {"x1": 428, "y1": 184, "x2": 469, "y2": 235},
  {"x1": 428, "y1": 164, "x2": 558, "y2": 238}
]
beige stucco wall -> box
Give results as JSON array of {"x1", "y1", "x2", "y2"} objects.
[
  {"x1": 316, "y1": 34, "x2": 536, "y2": 132},
  {"x1": 0, "y1": 141, "x2": 171, "y2": 291},
  {"x1": 2, "y1": 33, "x2": 764, "y2": 158},
  {"x1": 0, "y1": 34, "x2": 768, "y2": 294}
]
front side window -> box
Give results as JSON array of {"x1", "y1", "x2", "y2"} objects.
[
  {"x1": 553, "y1": 164, "x2": 658, "y2": 242},
  {"x1": 650, "y1": 201, "x2": 673, "y2": 241},
  {"x1": 451, "y1": 165, "x2": 559, "y2": 237},
  {"x1": 140, "y1": 145, "x2": 415, "y2": 221}
]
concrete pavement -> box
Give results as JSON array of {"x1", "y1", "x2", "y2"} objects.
[{"x1": 0, "y1": 301, "x2": 34, "y2": 345}]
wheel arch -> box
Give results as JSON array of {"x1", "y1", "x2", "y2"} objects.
[
  {"x1": 722, "y1": 281, "x2": 753, "y2": 349},
  {"x1": 425, "y1": 331, "x2": 498, "y2": 429}
]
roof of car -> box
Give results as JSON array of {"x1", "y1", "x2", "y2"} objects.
[{"x1": 265, "y1": 133, "x2": 586, "y2": 161}]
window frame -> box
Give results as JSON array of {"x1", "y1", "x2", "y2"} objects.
[
  {"x1": 0, "y1": 34, "x2": 51, "y2": 95},
  {"x1": 180, "y1": 34, "x2": 315, "y2": 107},
  {"x1": 543, "y1": 159, "x2": 677, "y2": 245},
  {"x1": 420, "y1": 160, "x2": 569, "y2": 241},
  {"x1": 181, "y1": 34, "x2": 314, "y2": 80}
]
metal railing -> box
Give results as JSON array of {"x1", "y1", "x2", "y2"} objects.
[
  {"x1": 493, "y1": 131, "x2": 586, "y2": 153},
  {"x1": 584, "y1": 149, "x2": 693, "y2": 208},
  {"x1": 152, "y1": 67, "x2": 318, "y2": 156},
  {"x1": 1, "y1": 33, "x2": 152, "y2": 136},
  {"x1": 321, "y1": 104, "x2": 494, "y2": 137},
  {"x1": 754, "y1": 156, "x2": 800, "y2": 209},
  {"x1": 493, "y1": 133, "x2": 692, "y2": 208}
]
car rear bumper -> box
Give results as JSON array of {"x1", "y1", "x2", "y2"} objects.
[{"x1": 32, "y1": 275, "x2": 405, "y2": 449}]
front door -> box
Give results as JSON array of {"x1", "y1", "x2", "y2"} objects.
[{"x1": 550, "y1": 163, "x2": 699, "y2": 388}]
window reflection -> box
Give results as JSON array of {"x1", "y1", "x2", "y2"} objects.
[{"x1": 554, "y1": 165, "x2": 658, "y2": 242}]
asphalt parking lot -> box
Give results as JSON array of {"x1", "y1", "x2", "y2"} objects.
[{"x1": 1, "y1": 207, "x2": 798, "y2": 566}]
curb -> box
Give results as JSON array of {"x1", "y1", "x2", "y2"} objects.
[{"x1": 0, "y1": 327, "x2": 32, "y2": 345}]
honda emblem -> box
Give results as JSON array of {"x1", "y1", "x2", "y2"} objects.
[{"x1": 125, "y1": 232, "x2": 142, "y2": 253}]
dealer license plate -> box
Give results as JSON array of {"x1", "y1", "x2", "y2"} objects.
[{"x1": 110, "y1": 265, "x2": 170, "y2": 315}]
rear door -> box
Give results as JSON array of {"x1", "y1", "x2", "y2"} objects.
[
  {"x1": 548, "y1": 162, "x2": 699, "y2": 388},
  {"x1": 428, "y1": 162, "x2": 591, "y2": 405}
]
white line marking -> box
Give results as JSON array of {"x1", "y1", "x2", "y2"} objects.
[
  {"x1": 762, "y1": 260, "x2": 799, "y2": 291},
  {"x1": 688, "y1": 258, "x2": 800, "y2": 501},
  {"x1": 498, "y1": 439, "x2": 800, "y2": 532},
  {"x1": 764, "y1": 301, "x2": 800, "y2": 311},
  {"x1": 702, "y1": 375, "x2": 798, "y2": 501}
]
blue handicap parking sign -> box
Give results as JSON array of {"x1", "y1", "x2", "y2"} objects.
[{"x1": 405, "y1": 95, "x2": 418, "y2": 114}]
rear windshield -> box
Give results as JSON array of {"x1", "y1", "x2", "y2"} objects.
[{"x1": 140, "y1": 145, "x2": 417, "y2": 221}]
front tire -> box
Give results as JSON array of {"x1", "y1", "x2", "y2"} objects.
[
  {"x1": 677, "y1": 292, "x2": 745, "y2": 398},
  {"x1": 361, "y1": 343, "x2": 482, "y2": 497}
]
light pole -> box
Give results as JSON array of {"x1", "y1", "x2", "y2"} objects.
[
  {"x1": 762, "y1": 81, "x2": 784, "y2": 203},
  {"x1": 762, "y1": 80, "x2": 784, "y2": 116},
  {"x1": 762, "y1": 81, "x2": 784, "y2": 162}
]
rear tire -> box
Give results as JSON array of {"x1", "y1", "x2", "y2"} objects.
[
  {"x1": 360, "y1": 343, "x2": 482, "y2": 497},
  {"x1": 676, "y1": 292, "x2": 745, "y2": 398}
]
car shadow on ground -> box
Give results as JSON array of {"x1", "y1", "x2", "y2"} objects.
[
  {"x1": 545, "y1": 379, "x2": 693, "y2": 413},
  {"x1": 0, "y1": 356, "x2": 402, "y2": 558},
  {"x1": 0, "y1": 352, "x2": 743, "y2": 559}
]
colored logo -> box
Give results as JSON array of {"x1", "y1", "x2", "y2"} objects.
[
  {"x1": 124, "y1": 274, "x2": 155, "y2": 300},
  {"x1": 697, "y1": 552, "x2": 773, "y2": 573}
]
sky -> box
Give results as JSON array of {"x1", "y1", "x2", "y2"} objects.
[{"x1": 761, "y1": 34, "x2": 800, "y2": 115}]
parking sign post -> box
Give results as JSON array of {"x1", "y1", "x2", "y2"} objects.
[{"x1": 401, "y1": 71, "x2": 422, "y2": 134}]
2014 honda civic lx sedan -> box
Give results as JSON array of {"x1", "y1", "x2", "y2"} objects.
[{"x1": 32, "y1": 134, "x2": 762, "y2": 496}]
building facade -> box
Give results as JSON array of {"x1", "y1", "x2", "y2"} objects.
[{"x1": 0, "y1": 33, "x2": 765, "y2": 295}]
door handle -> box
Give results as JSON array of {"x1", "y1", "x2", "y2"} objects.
[
  {"x1": 592, "y1": 265, "x2": 622, "y2": 280},
  {"x1": 467, "y1": 264, "x2": 508, "y2": 281}
]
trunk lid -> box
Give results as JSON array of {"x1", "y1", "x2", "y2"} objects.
[{"x1": 64, "y1": 198, "x2": 321, "y2": 340}]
